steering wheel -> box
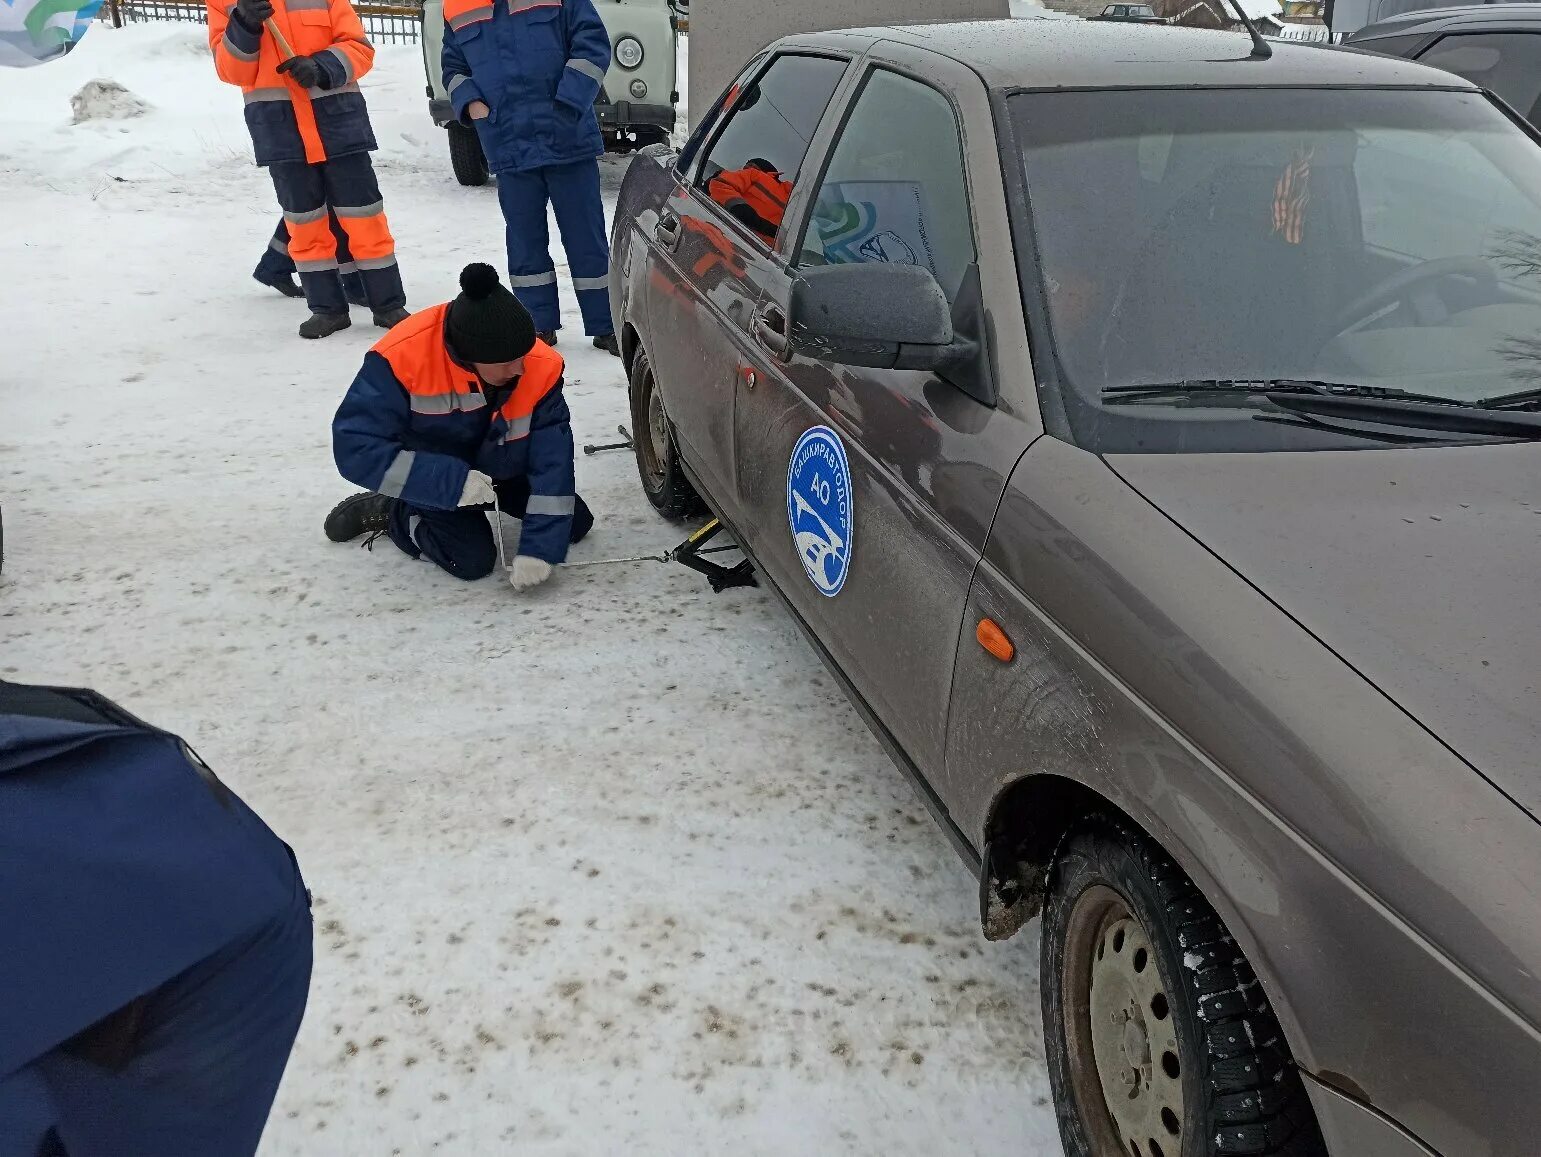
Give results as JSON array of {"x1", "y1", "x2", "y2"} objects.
[{"x1": 1335, "y1": 256, "x2": 1499, "y2": 334}]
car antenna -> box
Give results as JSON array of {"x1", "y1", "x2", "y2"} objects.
[{"x1": 1223, "y1": 0, "x2": 1274, "y2": 58}]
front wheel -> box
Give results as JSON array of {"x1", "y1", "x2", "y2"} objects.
[
  {"x1": 629, "y1": 347, "x2": 702, "y2": 521},
  {"x1": 446, "y1": 121, "x2": 489, "y2": 187},
  {"x1": 1042, "y1": 818, "x2": 1327, "y2": 1157}
]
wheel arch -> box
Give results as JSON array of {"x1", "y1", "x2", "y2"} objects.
[
  {"x1": 978, "y1": 771, "x2": 1318, "y2": 1076},
  {"x1": 621, "y1": 322, "x2": 642, "y2": 375}
]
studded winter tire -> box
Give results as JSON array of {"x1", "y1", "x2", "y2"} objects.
[{"x1": 1042, "y1": 817, "x2": 1328, "y2": 1157}]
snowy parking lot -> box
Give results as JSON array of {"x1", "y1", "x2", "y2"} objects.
[{"x1": 0, "y1": 25, "x2": 1065, "y2": 1157}]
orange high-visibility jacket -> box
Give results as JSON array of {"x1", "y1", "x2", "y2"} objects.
[
  {"x1": 332, "y1": 305, "x2": 579, "y2": 562},
  {"x1": 206, "y1": 0, "x2": 378, "y2": 167},
  {"x1": 708, "y1": 166, "x2": 793, "y2": 243}
]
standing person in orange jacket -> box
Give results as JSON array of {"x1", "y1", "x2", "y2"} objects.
[{"x1": 207, "y1": 0, "x2": 408, "y2": 339}]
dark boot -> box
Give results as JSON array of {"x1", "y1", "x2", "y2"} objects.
[
  {"x1": 255, "y1": 270, "x2": 304, "y2": 299},
  {"x1": 592, "y1": 333, "x2": 620, "y2": 357},
  {"x1": 537, "y1": 331, "x2": 558, "y2": 346},
  {"x1": 373, "y1": 308, "x2": 411, "y2": 330},
  {"x1": 571, "y1": 494, "x2": 594, "y2": 543},
  {"x1": 300, "y1": 312, "x2": 351, "y2": 340},
  {"x1": 324, "y1": 492, "x2": 394, "y2": 543}
]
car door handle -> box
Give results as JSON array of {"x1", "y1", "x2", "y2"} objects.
[
  {"x1": 755, "y1": 305, "x2": 788, "y2": 357},
  {"x1": 655, "y1": 214, "x2": 681, "y2": 249}
]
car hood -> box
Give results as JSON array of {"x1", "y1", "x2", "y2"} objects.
[{"x1": 1108, "y1": 441, "x2": 1541, "y2": 822}]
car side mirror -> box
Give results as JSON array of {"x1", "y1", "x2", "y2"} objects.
[{"x1": 787, "y1": 262, "x2": 996, "y2": 406}]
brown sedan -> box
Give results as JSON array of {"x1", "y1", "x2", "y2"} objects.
[{"x1": 611, "y1": 16, "x2": 1541, "y2": 1157}]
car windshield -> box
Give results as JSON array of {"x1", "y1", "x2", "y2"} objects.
[{"x1": 1010, "y1": 87, "x2": 1541, "y2": 452}]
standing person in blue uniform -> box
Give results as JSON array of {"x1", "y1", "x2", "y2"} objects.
[
  {"x1": 324, "y1": 263, "x2": 593, "y2": 590},
  {"x1": 0, "y1": 680, "x2": 312, "y2": 1157},
  {"x1": 439, "y1": 0, "x2": 621, "y2": 356}
]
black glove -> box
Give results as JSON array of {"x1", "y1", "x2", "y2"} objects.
[
  {"x1": 232, "y1": 0, "x2": 273, "y2": 32},
  {"x1": 277, "y1": 53, "x2": 329, "y2": 90}
]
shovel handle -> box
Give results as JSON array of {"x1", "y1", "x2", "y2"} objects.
[{"x1": 263, "y1": 17, "x2": 295, "y2": 62}]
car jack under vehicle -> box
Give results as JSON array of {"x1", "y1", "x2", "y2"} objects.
[
  {"x1": 569, "y1": 426, "x2": 757, "y2": 593},
  {"x1": 563, "y1": 517, "x2": 757, "y2": 592}
]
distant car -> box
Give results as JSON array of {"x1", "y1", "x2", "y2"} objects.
[
  {"x1": 612, "y1": 16, "x2": 1541, "y2": 1157},
  {"x1": 1326, "y1": 0, "x2": 1518, "y2": 40},
  {"x1": 1347, "y1": 3, "x2": 1541, "y2": 126},
  {"x1": 421, "y1": 0, "x2": 684, "y2": 186},
  {"x1": 1092, "y1": 3, "x2": 1165, "y2": 20}
]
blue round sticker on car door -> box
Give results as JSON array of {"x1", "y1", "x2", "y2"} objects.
[{"x1": 787, "y1": 425, "x2": 854, "y2": 597}]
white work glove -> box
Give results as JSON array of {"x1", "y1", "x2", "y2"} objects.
[
  {"x1": 457, "y1": 470, "x2": 496, "y2": 508},
  {"x1": 509, "y1": 555, "x2": 553, "y2": 592}
]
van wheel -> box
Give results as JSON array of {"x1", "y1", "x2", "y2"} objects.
[
  {"x1": 629, "y1": 347, "x2": 702, "y2": 520},
  {"x1": 447, "y1": 122, "x2": 489, "y2": 187},
  {"x1": 1042, "y1": 818, "x2": 1327, "y2": 1157}
]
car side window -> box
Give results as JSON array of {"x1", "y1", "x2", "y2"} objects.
[
  {"x1": 694, "y1": 54, "x2": 849, "y2": 249},
  {"x1": 1418, "y1": 32, "x2": 1541, "y2": 126},
  {"x1": 1353, "y1": 32, "x2": 1429, "y2": 57},
  {"x1": 678, "y1": 53, "x2": 767, "y2": 177},
  {"x1": 797, "y1": 68, "x2": 977, "y2": 302}
]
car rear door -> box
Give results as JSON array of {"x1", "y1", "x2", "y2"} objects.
[
  {"x1": 642, "y1": 52, "x2": 852, "y2": 507},
  {"x1": 731, "y1": 45, "x2": 1041, "y2": 776}
]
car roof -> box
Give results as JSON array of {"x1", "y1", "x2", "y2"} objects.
[
  {"x1": 1352, "y1": 2, "x2": 1541, "y2": 36},
  {"x1": 780, "y1": 18, "x2": 1475, "y2": 90}
]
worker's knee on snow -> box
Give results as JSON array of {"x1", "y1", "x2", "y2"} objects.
[{"x1": 442, "y1": 539, "x2": 499, "y2": 581}]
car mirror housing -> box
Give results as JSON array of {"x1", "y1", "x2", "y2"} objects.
[{"x1": 787, "y1": 262, "x2": 996, "y2": 406}]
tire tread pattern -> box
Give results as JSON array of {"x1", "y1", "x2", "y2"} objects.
[{"x1": 1044, "y1": 815, "x2": 1328, "y2": 1157}]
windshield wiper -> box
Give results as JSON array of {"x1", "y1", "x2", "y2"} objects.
[
  {"x1": 1101, "y1": 379, "x2": 1459, "y2": 406},
  {"x1": 1476, "y1": 386, "x2": 1541, "y2": 412},
  {"x1": 1102, "y1": 379, "x2": 1541, "y2": 438},
  {"x1": 1266, "y1": 391, "x2": 1541, "y2": 439}
]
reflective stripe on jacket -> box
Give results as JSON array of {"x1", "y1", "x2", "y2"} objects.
[
  {"x1": 332, "y1": 304, "x2": 578, "y2": 564},
  {"x1": 440, "y1": 0, "x2": 610, "y2": 174},
  {"x1": 206, "y1": 0, "x2": 378, "y2": 166}
]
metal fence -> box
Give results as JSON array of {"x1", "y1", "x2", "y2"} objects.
[{"x1": 99, "y1": 0, "x2": 424, "y2": 44}]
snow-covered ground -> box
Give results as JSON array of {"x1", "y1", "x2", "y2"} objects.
[{"x1": 0, "y1": 26, "x2": 1063, "y2": 1156}]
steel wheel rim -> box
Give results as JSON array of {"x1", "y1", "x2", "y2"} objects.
[
  {"x1": 1063, "y1": 885, "x2": 1185, "y2": 1157},
  {"x1": 636, "y1": 368, "x2": 668, "y2": 486}
]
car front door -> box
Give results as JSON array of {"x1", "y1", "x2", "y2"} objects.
[
  {"x1": 642, "y1": 52, "x2": 851, "y2": 507},
  {"x1": 731, "y1": 48, "x2": 1041, "y2": 777}
]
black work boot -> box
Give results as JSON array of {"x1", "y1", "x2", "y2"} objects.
[
  {"x1": 300, "y1": 312, "x2": 351, "y2": 340},
  {"x1": 593, "y1": 333, "x2": 620, "y2": 357},
  {"x1": 537, "y1": 330, "x2": 558, "y2": 346},
  {"x1": 373, "y1": 308, "x2": 411, "y2": 330},
  {"x1": 255, "y1": 270, "x2": 305, "y2": 298},
  {"x1": 324, "y1": 492, "x2": 394, "y2": 543}
]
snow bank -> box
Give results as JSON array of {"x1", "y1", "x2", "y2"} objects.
[{"x1": 70, "y1": 77, "x2": 151, "y2": 123}]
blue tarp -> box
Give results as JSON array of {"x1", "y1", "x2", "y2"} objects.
[{"x1": 0, "y1": 683, "x2": 312, "y2": 1157}]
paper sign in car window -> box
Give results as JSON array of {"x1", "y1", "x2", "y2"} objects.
[{"x1": 811, "y1": 180, "x2": 940, "y2": 279}]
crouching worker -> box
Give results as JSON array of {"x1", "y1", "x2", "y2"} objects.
[{"x1": 324, "y1": 262, "x2": 593, "y2": 591}]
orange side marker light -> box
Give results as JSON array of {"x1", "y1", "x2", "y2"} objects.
[{"x1": 977, "y1": 618, "x2": 1015, "y2": 664}]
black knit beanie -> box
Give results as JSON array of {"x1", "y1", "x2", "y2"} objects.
[{"x1": 446, "y1": 263, "x2": 537, "y2": 363}]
